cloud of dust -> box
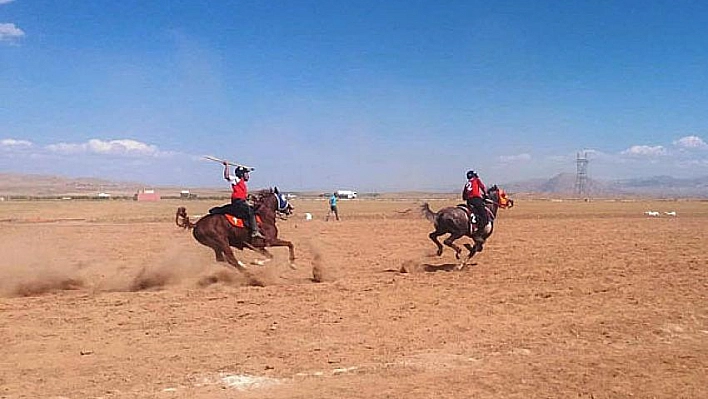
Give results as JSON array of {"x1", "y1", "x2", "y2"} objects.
[
  {"x1": 307, "y1": 241, "x2": 329, "y2": 283},
  {"x1": 120, "y1": 243, "x2": 266, "y2": 291},
  {"x1": 0, "y1": 237, "x2": 85, "y2": 297},
  {"x1": 399, "y1": 245, "x2": 444, "y2": 273},
  {"x1": 1, "y1": 268, "x2": 84, "y2": 297},
  {"x1": 0, "y1": 234, "x2": 284, "y2": 297},
  {"x1": 120, "y1": 243, "x2": 259, "y2": 291}
]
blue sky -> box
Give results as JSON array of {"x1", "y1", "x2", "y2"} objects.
[{"x1": 1, "y1": 1, "x2": 707, "y2": 192}]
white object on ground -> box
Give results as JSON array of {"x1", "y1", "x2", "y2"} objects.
[{"x1": 220, "y1": 374, "x2": 281, "y2": 390}]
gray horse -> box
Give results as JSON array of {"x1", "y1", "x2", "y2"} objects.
[{"x1": 420, "y1": 185, "x2": 506, "y2": 269}]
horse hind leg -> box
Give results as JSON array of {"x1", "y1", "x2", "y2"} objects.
[
  {"x1": 443, "y1": 233, "x2": 464, "y2": 260},
  {"x1": 429, "y1": 231, "x2": 444, "y2": 256},
  {"x1": 222, "y1": 250, "x2": 248, "y2": 272},
  {"x1": 195, "y1": 233, "x2": 228, "y2": 263},
  {"x1": 201, "y1": 235, "x2": 247, "y2": 271}
]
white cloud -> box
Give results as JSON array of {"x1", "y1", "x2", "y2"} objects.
[
  {"x1": 621, "y1": 145, "x2": 667, "y2": 156},
  {"x1": 1, "y1": 138, "x2": 33, "y2": 148},
  {"x1": 0, "y1": 1, "x2": 16, "y2": 5},
  {"x1": 46, "y1": 139, "x2": 162, "y2": 157},
  {"x1": 673, "y1": 135, "x2": 707, "y2": 149},
  {"x1": 499, "y1": 153, "x2": 531, "y2": 162},
  {"x1": 0, "y1": 23, "x2": 24, "y2": 42}
]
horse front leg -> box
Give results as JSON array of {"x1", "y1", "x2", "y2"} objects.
[
  {"x1": 243, "y1": 241, "x2": 274, "y2": 266},
  {"x1": 460, "y1": 243, "x2": 477, "y2": 270},
  {"x1": 472, "y1": 235, "x2": 486, "y2": 253},
  {"x1": 429, "y1": 231, "x2": 444, "y2": 256},
  {"x1": 265, "y1": 238, "x2": 296, "y2": 269}
]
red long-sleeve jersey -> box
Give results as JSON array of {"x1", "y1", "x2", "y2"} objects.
[{"x1": 463, "y1": 177, "x2": 486, "y2": 200}]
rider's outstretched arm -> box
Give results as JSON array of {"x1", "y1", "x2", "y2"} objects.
[{"x1": 223, "y1": 162, "x2": 230, "y2": 181}]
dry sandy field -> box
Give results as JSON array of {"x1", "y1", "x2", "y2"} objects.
[{"x1": 1, "y1": 197, "x2": 706, "y2": 398}]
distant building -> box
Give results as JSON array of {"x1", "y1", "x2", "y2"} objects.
[
  {"x1": 134, "y1": 188, "x2": 161, "y2": 201},
  {"x1": 97, "y1": 192, "x2": 111, "y2": 199},
  {"x1": 336, "y1": 190, "x2": 358, "y2": 199},
  {"x1": 180, "y1": 190, "x2": 198, "y2": 199}
]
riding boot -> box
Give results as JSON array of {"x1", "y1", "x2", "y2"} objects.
[
  {"x1": 478, "y1": 217, "x2": 487, "y2": 233},
  {"x1": 249, "y1": 213, "x2": 264, "y2": 239}
]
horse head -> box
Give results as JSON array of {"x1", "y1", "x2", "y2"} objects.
[
  {"x1": 253, "y1": 187, "x2": 294, "y2": 217},
  {"x1": 273, "y1": 187, "x2": 294, "y2": 216},
  {"x1": 487, "y1": 185, "x2": 514, "y2": 212}
]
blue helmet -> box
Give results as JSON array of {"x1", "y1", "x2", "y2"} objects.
[
  {"x1": 234, "y1": 166, "x2": 249, "y2": 178},
  {"x1": 466, "y1": 170, "x2": 477, "y2": 179}
]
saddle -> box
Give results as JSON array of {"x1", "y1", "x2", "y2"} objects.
[
  {"x1": 224, "y1": 214, "x2": 262, "y2": 228},
  {"x1": 456, "y1": 204, "x2": 474, "y2": 218},
  {"x1": 208, "y1": 204, "x2": 261, "y2": 228},
  {"x1": 457, "y1": 204, "x2": 494, "y2": 234}
]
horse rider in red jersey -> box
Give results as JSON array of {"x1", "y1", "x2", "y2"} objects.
[
  {"x1": 462, "y1": 170, "x2": 488, "y2": 233},
  {"x1": 223, "y1": 161, "x2": 265, "y2": 239}
]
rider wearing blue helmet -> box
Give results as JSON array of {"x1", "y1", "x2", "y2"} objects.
[{"x1": 224, "y1": 162, "x2": 264, "y2": 239}]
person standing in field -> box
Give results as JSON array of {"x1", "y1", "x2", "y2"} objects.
[{"x1": 326, "y1": 192, "x2": 340, "y2": 221}]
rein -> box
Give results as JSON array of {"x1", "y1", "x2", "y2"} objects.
[{"x1": 485, "y1": 198, "x2": 503, "y2": 207}]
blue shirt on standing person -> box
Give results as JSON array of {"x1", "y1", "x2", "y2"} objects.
[{"x1": 327, "y1": 193, "x2": 340, "y2": 221}]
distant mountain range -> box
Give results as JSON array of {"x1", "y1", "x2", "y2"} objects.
[
  {"x1": 502, "y1": 172, "x2": 708, "y2": 198},
  {"x1": 1, "y1": 172, "x2": 707, "y2": 198},
  {"x1": 0, "y1": 173, "x2": 146, "y2": 196}
]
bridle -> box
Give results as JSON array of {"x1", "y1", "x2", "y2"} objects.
[{"x1": 274, "y1": 192, "x2": 293, "y2": 219}]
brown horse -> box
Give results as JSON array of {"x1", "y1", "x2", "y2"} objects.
[
  {"x1": 420, "y1": 185, "x2": 510, "y2": 269},
  {"x1": 176, "y1": 187, "x2": 295, "y2": 272}
]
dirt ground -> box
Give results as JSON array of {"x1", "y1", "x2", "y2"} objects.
[{"x1": 0, "y1": 197, "x2": 706, "y2": 398}]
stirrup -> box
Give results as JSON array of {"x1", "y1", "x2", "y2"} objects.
[{"x1": 251, "y1": 231, "x2": 265, "y2": 239}]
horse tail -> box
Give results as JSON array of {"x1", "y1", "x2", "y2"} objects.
[
  {"x1": 420, "y1": 202, "x2": 438, "y2": 225},
  {"x1": 176, "y1": 206, "x2": 195, "y2": 230}
]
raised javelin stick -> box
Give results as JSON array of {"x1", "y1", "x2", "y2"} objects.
[{"x1": 203, "y1": 155, "x2": 255, "y2": 171}]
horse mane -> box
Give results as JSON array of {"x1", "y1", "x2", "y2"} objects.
[
  {"x1": 251, "y1": 188, "x2": 276, "y2": 209},
  {"x1": 252, "y1": 188, "x2": 273, "y2": 200},
  {"x1": 488, "y1": 185, "x2": 502, "y2": 200}
]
